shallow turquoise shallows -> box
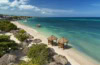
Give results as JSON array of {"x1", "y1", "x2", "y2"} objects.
[{"x1": 18, "y1": 17, "x2": 100, "y2": 63}]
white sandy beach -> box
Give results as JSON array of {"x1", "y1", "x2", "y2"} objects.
[{"x1": 12, "y1": 21, "x2": 99, "y2": 65}]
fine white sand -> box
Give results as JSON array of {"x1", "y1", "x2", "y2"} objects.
[
  {"x1": 12, "y1": 21, "x2": 99, "y2": 65},
  {"x1": 6, "y1": 33, "x2": 21, "y2": 44}
]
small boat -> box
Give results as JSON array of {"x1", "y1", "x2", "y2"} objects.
[
  {"x1": 36, "y1": 24, "x2": 41, "y2": 28},
  {"x1": 24, "y1": 20, "x2": 27, "y2": 22}
]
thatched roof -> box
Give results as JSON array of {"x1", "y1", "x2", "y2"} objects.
[
  {"x1": 58, "y1": 37, "x2": 68, "y2": 44},
  {"x1": 48, "y1": 35, "x2": 58, "y2": 41}
]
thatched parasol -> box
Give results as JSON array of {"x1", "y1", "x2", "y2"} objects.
[
  {"x1": 58, "y1": 37, "x2": 68, "y2": 44},
  {"x1": 48, "y1": 35, "x2": 58, "y2": 41}
]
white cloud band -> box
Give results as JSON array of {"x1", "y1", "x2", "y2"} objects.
[{"x1": 0, "y1": 0, "x2": 74, "y2": 15}]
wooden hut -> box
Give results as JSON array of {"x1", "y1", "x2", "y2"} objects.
[
  {"x1": 47, "y1": 35, "x2": 57, "y2": 45},
  {"x1": 58, "y1": 37, "x2": 68, "y2": 49}
]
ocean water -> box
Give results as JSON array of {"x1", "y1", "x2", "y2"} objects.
[{"x1": 18, "y1": 17, "x2": 100, "y2": 63}]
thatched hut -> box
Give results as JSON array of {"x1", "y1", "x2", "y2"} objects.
[
  {"x1": 47, "y1": 35, "x2": 58, "y2": 45},
  {"x1": 58, "y1": 37, "x2": 68, "y2": 49}
]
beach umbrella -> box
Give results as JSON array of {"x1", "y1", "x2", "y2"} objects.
[
  {"x1": 33, "y1": 39, "x2": 42, "y2": 44},
  {"x1": 48, "y1": 35, "x2": 58, "y2": 41},
  {"x1": 58, "y1": 37, "x2": 68, "y2": 44}
]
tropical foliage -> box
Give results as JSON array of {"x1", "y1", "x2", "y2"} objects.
[
  {"x1": 27, "y1": 44, "x2": 49, "y2": 65},
  {"x1": 0, "y1": 35, "x2": 18, "y2": 57},
  {"x1": 19, "y1": 61, "x2": 38, "y2": 65},
  {"x1": 18, "y1": 29, "x2": 26, "y2": 33},
  {"x1": 0, "y1": 20, "x2": 17, "y2": 32},
  {"x1": 15, "y1": 29, "x2": 29, "y2": 42}
]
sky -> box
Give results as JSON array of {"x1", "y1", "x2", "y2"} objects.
[{"x1": 0, "y1": 0, "x2": 100, "y2": 17}]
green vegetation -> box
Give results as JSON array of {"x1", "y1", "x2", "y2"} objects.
[
  {"x1": 18, "y1": 29, "x2": 26, "y2": 33},
  {"x1": 19, "y1": 61, "x2": 38, "y2": 65},
  {"x1": 27, "y1": 44, "x2": 49, "y2": 65},
  {"x1": 15, "y1": 29, "x2": 29, "y2": 42},
  {"x1": 0, "y1": 20, "x2": 17, "y2": 32},
  {"x1": 0, "y1": 35, "x2": 10, "y2": 42},
  {"x1": 0, "y1": 35, "x2": 18, "y2": 57}
]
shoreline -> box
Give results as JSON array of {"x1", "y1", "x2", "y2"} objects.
[{"x1": 12, "y1": 21, "x2": 99, "y2": 65}]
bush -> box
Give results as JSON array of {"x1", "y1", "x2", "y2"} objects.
[
  {"x1": 19, "y1": 61, "x2": 38, "y2": 65},
  {"x1": 0, "y1": 35, "x2": 10, "y2": 42},
  {"x1": 0, "y1": 41, "x2": 18, "y2": 57},
  {"x1": 0, "y1": 35, "x2": 18, "y2": 57},
  {"x1": 0, "y1": 20, "x2": 17, "y2": 32},
  {"x1": 27, "y1": 44, "x2": 49, "y2": 65},
  {"x1": 15, "y1": 30, "x2": 29, "y2": 42},
  {"x1": 15, "y1": 33, "x2": 29, "y2": 42},
  {"x1": 18, "y1": 29, "x2": 26, "y2": 33}
]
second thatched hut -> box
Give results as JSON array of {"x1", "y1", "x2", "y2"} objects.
[{"x1": 58, "y1": 37, "x2": 69, "y2": 49}]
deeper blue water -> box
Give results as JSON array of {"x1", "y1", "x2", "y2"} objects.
[{"x1": 18, "y1": 17, "x2": 100, "y2": 63}]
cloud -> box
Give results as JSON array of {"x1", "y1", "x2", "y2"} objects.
[
  {"x1": 0, "y1": 6, "x2": 9, "y2": 10},
  {"x1": 38, "y1": 8, "x2": 74, "y2": 15},
  {"x1": 19, "y1": 5, "x2": 34, "y2": 10},
  {"x1": 10, "y1": 0, "x2": 19, "y2": 7},
  {"x1": 0, "y1": 0, "x2": 10, "y2": 4},
  {"x1": 0, "y1": 0, "x2": 74, "y2": 16},
  {"x1": 19, "y1": 0, "x2": 28, "y2": 4},
  {"x1": 10, "y1": 0, "x2": 28, "y2": 7},
  {"x1": 0, "y1": 0, "x2": 10, "y2": 10}
]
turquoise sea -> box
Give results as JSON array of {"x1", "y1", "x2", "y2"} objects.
[{"x1": 18, "y1": 17, "x2": 100, "y2": 63}]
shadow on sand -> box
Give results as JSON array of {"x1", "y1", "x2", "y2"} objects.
[
  {"x1": 64, "y1": 45, "x2": 72, "y2": 49},
  {"x1": 52, "y1": 42, "x2": 58, "y2": 46},
  {"x1": 52, "y1": 42, "x2": 72, "y2": 49},
  {"x1": 66, "y1": 62, "x2": 72, "y2": 65}
]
